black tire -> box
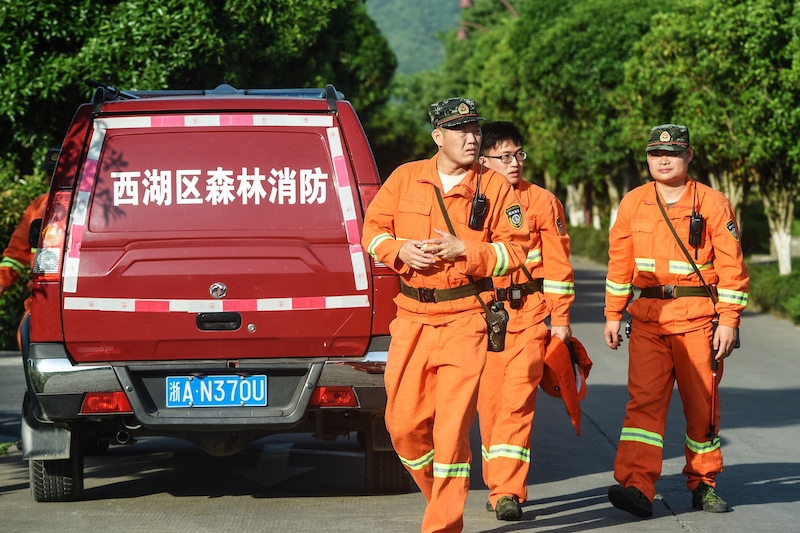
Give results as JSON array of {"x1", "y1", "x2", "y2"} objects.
[
  {"x1": 29, "y1": 452, "x2": 84, "y2": 502},
  {"x1": 365, "y1": 447, "x2": 411, "y2": 494}
]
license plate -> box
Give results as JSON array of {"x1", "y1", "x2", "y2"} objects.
[{"x1": 165, "y1": 375, "x2": 267, "y2": 408}]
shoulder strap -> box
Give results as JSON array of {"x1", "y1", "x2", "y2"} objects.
[
  {"x1": 433, "y1": 186, "x2": 457, "y2": 235},
  {"x1": 432, "y1": 186, "x2": 492, "y2": 312},
  {"x1": 654, "y1": 184, "x2": 718, "y2": 304}
]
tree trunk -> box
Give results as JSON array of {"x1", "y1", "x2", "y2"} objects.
[
  {"x1": 566, "y1": 183, "x2": 584, "y2": 227},
  {"x1": 759, "y1": 166, "x2": 797, "y2": 276},
  {"x1": 605, "y1": 173, "x2": 623, "y2": 231},
  {"x1": 707, "y1": 166, "x2": 746, "y2": 230},
  {"x1": 771, "y1": 229, "x2": 793, "y2": 276}
]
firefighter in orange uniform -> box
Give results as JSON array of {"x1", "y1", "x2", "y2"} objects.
[
  {"x1": 0, "y1": 192, "x2": 48, "y2": 348},
  {"x1": 476, "y1": 122, "x2": 575, "y2": 521},
  {"x1": 361, "y1": 99, "x2": 530, "y2": 533},
  {"x1": 603, "y1": 124, "x2": 749, "y2": 518}
]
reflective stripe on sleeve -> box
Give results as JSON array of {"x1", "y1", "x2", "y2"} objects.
[
  {"x1": 544, "y1": 279, "x2": 575, "y2": 295},
  {"x1": 0, "y1": 257, "x2": 26, "y2": 274},
  {"x1": 717, "y1": 288, "x2": 748, "y2": 306},
  {"x1": 367, "y1": 233, "x2": 394, "y2": 258},
  {"x1": 491, "y1": 242, "x2": 511, "y2": 276},
  {"x1": 606, "y1": 278, "x2": 633, "y2": 297},
  {"x1": 526, "y1": 248, "x2": 542, "y2": 265}
]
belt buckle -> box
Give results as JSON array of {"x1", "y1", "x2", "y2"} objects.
[
  {"x1": 662, "y1": 285, "x2": 676, "y2": 299},
  {"x1": 495, "y1": 288, "x2": 508, "y2": 301},
  {"x1": 418, "y1": 287, "x2": 436, "y2": 303}
]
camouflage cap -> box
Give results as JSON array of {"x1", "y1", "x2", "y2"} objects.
[
  {"x1": 646, "y1": 124, "x2": 690, "y2": 153},
  {"x1": 428, "y1": 97, "x2": 484, "y2": 129}
]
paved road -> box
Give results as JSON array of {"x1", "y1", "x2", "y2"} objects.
[{"x1": 0, "y1": 256, "x2": 799, "y2": 532}]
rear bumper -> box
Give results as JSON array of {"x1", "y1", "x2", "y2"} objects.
[{"x1": 24, "y1": 338, "x2": 389, "y2": 427}]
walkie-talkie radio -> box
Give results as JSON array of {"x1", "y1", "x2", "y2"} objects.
[
  {"x1": 468, "y1": 164, "x2": 488, "y2": 230},
  {"x1": 688, "y1": 181, "x2": 704, "y2": 257}
]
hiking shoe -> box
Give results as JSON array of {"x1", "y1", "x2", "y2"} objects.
[
  {"x1": 608, "y1": 485, "x2": 653, "y2": 518},
  {"x1": 485, "y1": 500, "x2": 493, "y2": 512},
  {"x1": 495, "y1": 495, "x2": 522, "y2": 521},
  {"x1": 692, "y1": 482, "x2": 729, "y2": 513}
]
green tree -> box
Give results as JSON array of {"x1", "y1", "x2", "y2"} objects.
[
  {"x1": 0, "y1": 0, "x2": 395, "y2": 176},
  {"x1": 620, "y1": 0, "x2": 800, "y2": 274}
]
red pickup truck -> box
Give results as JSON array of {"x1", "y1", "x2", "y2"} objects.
[{"x1": 21, "y1": 82, "x2": 406, "y2": 501}]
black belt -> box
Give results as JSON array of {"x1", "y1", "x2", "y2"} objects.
[
  {"x1": 400, "y1": 278, "x2": 493, "y2": 303},
  {"x1": 495, "y1": 279, "x2": 543, "y2": 301},
  {"x1": 639, "y1": 285, "x2": 714, "y2": 299}
]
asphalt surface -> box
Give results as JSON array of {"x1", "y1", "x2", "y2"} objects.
[{"x1": 1, "y1": 256, "x2": 799, "y2": 532}]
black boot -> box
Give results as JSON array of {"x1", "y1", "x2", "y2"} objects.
[{"x1": 608, "y1": 485, "x2": 653, "y2": 518}]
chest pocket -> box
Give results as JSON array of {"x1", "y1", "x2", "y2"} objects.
[
  {"x1": 631, "y1": 218, "x2": 656, "y2": 258},
  {"x1": 396, "y1": 198, "x2": 432, "y2": 239}
]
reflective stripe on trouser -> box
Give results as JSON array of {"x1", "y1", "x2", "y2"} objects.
[
  {"x1": 384, "y1": 313, "x2": 487, "y2": 533},
  {"x1": 614, "y1": 322, "x2": 723, "y2": 501},
  {"x1": 477, "y1": 321, "x2": 547, "y2": 506}
]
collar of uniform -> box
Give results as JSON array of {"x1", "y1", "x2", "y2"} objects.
[
  {"x1": 421, "y1": 155, "x2": 480, "y2": 198},
  {"x1": 513, "y1": 180, "x2": 531, "y2": 210}
]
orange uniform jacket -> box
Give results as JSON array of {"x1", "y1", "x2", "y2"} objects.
[
  {"x1": 605, "y1": 180, "x2": 748, "y2": 333},
  {"x1": 498, "y1": 182, "x2": 574, "y2": 331},
  {"x1": 0, "y1": 193, "x2": 48, "y2": 292},
  {"x1": 362, "y1": 155, "x2": 530, "y2": 323}
]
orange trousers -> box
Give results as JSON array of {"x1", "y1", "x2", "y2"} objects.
[
  {"x1": 384, "y1": 312, "x2": 487, "y2": 533},
  {"x1": 614, "y1": 321, "x2": 724, "y2": 501},
  {"x1": 477, "y1": 321, "x2": 546, "y2": 507}
]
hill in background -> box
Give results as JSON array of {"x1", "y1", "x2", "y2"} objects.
[{"x1": 366, "y1": 0, "x2": 460, "y2": 75}]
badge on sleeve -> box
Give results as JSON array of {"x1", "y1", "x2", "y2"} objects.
[
  {"x1": 726, "y1": 219, "x2": 739, "y2": 241},
  {"x1": 556, "y1": 216, "x2": 565, "y2": 236},
  {"x1": 506, "y1": 205, "x2": 523, "y2": 229}
]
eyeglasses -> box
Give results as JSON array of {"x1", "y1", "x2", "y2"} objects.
[{"x1": 483, "y1": 151, "x2": 527, "y2": 164}]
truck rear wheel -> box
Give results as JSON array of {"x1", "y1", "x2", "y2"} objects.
[
  {"x1": 365, "y1": 447, "x2": 412, "y2": 494},
  {"x1": 29, "y1": 452, "x2": 84, "y2": 502}
]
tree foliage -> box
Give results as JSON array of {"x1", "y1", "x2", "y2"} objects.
[
  {"x1": 377, "y1": 0, "x2": 800, "y2": 272},
  {"x1": 0, "y1": 0, "x2": 395, "y2": 176}
]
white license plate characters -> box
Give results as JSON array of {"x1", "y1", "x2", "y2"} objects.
[{"x1": 166, "y1": 375, "x2": 268, "y2": 407}]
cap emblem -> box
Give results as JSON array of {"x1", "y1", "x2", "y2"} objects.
[{"x1": 660, "y1": 131, "x2": 671, "y2": 142}]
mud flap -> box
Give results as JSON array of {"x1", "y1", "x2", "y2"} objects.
[{"x1": 21, "y1": 393, "x2": 71, "y2": 460}]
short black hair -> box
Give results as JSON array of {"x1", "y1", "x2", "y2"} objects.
[{"x1": 480, "y1": 121, "x2": 524, "y2": 156}]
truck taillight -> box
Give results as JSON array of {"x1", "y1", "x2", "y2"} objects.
[
  {"x1": 80, "y1": 392, "x2": 134, "y2": 414},
  {"x1": 32, "y1": 190, "x2": 71, "y2": 280},
  {"x1": 309, "y1": 386, "x2": 359, "y2": 407},
  {"x1": 358, "y1": 183, "x2": 380, "y2": 212}
]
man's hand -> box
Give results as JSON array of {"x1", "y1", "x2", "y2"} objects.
[
  {"x1": 551, "y1": 325, "x2": 572, "y2": 344},
  {"x1": 604, "y1": 320, "x2": 623, "y2": 349},
  {"x1": 713, "y1": 324, "x2": 738, "y2": 361},
  {"x1": 398, "y1": 240, "x2": 437, "y2": 271},
  {"x1": 427, "y1": 228, "x2": 466, "y2": 261}
]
